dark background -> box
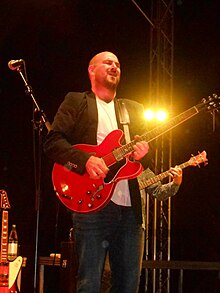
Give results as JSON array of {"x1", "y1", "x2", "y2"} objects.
[{"x1": 0, "y1": 1, "x2": 219, "y2": 292}]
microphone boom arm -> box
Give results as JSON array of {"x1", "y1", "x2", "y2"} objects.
[{"x1": 16, "y1": 67, "x2": 52, "y2": 132}]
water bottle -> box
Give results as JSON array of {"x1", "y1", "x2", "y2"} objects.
[{"x1": 8, "y1": 224, "x2": 18, "y2": 261}]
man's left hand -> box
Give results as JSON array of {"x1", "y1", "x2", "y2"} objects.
[
  {"x1": 133, "y1": 135, "x2": 149, "y2": 160},
  {"x1": 169, "y1": 166, "x2": 183, "y2": 186}
]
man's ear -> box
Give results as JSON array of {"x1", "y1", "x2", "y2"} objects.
[{"x1": 88, "y1": 65, "x2": 95, "y2": 77}]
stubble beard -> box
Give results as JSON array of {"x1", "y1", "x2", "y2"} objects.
[{"x1": 104, "y1": 75, "x2": 120, "y2": 91}]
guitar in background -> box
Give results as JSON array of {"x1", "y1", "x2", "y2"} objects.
[
  {"x1": 138, "y1": 151, "x2": 208, "y2": 190},
  {"x1": 0, "y1": 190, "x2": 22, "y2": 293}
]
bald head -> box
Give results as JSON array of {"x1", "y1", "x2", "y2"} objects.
[
  {"x1": 88, "y1": 51, "x2": 121, "y2": 101},
  {"x1": 89, "y1": 51, "x2": 119, "y2": 67}
]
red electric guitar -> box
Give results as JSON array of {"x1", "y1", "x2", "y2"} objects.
[
  {"x1": 138, "y1": 151, "x2": 208, "y2": 190},
  {"x1": 52, "y1": 94, "x2": 219, "y2": 213},
  {"x1": 0, "y1": 190, "x2": 22, "y2": 293}
]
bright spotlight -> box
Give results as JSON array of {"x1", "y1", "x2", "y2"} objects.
[
  {"x1": 156, "y1": 110, "x2": 167, "y2": 121},
  {"x1": 144, "y1": 109, "x2": 154, "y2": 120}
]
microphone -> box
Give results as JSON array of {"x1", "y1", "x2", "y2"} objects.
[{"x1": 8, "y1": 59, "x2": 25, "y2": 70}]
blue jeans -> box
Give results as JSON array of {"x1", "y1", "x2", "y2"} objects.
[{"x1": 72, "y1": 201, "x2": 144, "y2": 293}]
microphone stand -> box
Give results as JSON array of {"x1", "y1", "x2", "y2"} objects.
[{"x1": 14, "y1": 65, "x2": 52, "y2": 293}]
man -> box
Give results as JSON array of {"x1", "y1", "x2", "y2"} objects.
[{"x1": 44, "y1": 51, "x2": 182, "y2": 293}]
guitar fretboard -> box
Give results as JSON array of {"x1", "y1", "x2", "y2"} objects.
[
  {"x1": 0, "y1": 211, "x2": 8, "y2": 263},
  {"x1": 113, "y1": 106, "x2": 199, "y2": 161},
  {"x1": 138, "y1": 150, "x2": 207, "y2": 189},
  {"x1": 138, "y1": 161, "x2": 191, "y2": 190}
]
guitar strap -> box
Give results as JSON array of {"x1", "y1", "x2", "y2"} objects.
[
  {"x1": 116, "y1": 99, "x2": 131, "y2": 143},
  {"x1": 116, "y1": 99, "x2": 146, "y2": 229}
]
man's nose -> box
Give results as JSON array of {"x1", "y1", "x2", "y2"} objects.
[{"x1": 111, "y1": 62, "x2": 118, "y2": 69}]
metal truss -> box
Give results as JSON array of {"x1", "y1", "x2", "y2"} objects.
[
  {"x1": 148, "y1": 1, "x2": 174, "y2": 292},
  {"x1": 132, "y1": 1, "x2": 174, "y2": 292}
]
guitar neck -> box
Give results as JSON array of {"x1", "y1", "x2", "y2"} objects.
[
  {"x1": 138, "y1": 161, "x2": 191, "y2": 190},
  {"x1": 113, "y1": 105, "x2": 200, "y2": 160},
  {"x1": 141, "y1": 106, "x2": 199, "y2": 143},
  {"x1": 0, "y1": 211, "x2": 8, "y2": 263}
]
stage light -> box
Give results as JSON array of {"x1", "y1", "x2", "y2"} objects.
[
  {"x1": 144, "y1": 109, "x2": 168, "y2": 122},
  {"x1": 156, "y1": 110, "x2": 167, "y2": 121},
  {"x1": 144, "y1": 109, "x2": 155, "y2": 120}
]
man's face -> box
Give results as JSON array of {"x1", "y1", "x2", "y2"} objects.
[{"x1": 89, "y1": 52, "x2": 121, "y2": 90}]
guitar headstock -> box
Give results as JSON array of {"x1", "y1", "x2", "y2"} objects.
[
  {"x1": 197, "y1": 93, "x2": 220, "y2": 113},
  {"x1": 188, "y1": 151, "x2": 208, "y2": 167},
  {"x1": 0, "y1": 189, "x2": 11, "y2": 210}
]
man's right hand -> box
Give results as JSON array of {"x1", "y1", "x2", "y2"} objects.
[{"x1": 85, "y1": 156, "x2": 109, "y2": 179}]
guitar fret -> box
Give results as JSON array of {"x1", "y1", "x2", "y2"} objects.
[
  {"x1": 121, "y1": 144, "x2": 133, "y2": 155},
  {"x1": 113, "y1": 141, "x2": 136, "y2": 161},
  {"x1": 179, "y1": 162, "x2": 189, "y2": 169}
]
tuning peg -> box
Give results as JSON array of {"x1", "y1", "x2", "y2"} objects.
[
  {"x1": 212, "y1": 93, "x2": 220, "y2": 99},
  {"x1": 199, "y1": 151, "x2": 208, "y2": 166},
  {"x1": 191, "y1": 153, "x2": 201, "y2": 168},
  {"x1": 212, "y1": 93, "x2": 220, "y2": 109}
]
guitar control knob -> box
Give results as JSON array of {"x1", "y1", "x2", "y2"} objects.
[
  {"x1": 88, "y1": 203, "x2": 93, "y2": 208},
  {"x1": 78, "y1": 199, "x2": 83, "y2": 204}
]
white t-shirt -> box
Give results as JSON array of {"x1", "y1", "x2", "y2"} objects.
[{"x1": 96, "y1": 97, "x2": 131, "y2": 206}]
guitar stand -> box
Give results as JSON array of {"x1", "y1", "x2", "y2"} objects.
[{"x1": 11, "y1": 62, "x2": 52, "y2": 293}]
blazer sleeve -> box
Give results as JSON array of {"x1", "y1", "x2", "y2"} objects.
[{"x1": 43, "y1": 92, "x2": 92, "y2": 174}]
